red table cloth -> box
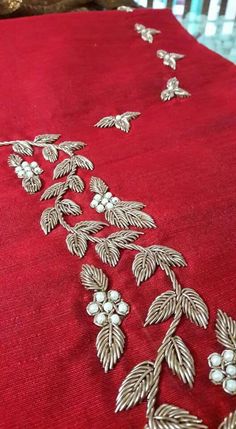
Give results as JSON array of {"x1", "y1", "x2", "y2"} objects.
[{"x1": 0, "y1": 8, "x2": 235, "y2": 429}]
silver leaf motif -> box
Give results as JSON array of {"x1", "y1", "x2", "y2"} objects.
[
  {"x1": 144, "y1": 291, "x2": 177, "y2": 326},
  {"x1": 40, "y1": 183, "x2": 65, "y2": 200},
  {"x1": 96, "y1": 323, "x2": 125, "y2": 372},
  {"x1": 135, "y1": 23, "x2": 161, "y2": 43},
  {"x1": 40, "y1": 207, "x2": 59, "y2": 235},
  {"x1": 132, "y1": 250, "x2": 157, "y2": 285},
  {"x1": 42, "y1": 145, "x2": 58, "y2": 162},
  {"x1": 116, "y1": 361, "x2": 154, "y2": 412},
  {"x1": 58, "y1": 141, "x2": 86, "y2": 156},
  {"x1": 95, "y1": 112, "x2": 140, "y2": 133},
  {"x1": 67, "y1": 175, "x2": 84, "y2": 193},
  {"x1": 8, "y1": 154, "x2": 22, "y2": 167},
  {"x1": 74, "y1": 221, "x2": 106, "y2": 235},
  {"x1": 181, "y1": 288, "x2": 209, "y2": 329},
  {"x1": 59, "y1": 199, "x2": 82, "y2": 216},
  {"x1": 74, "y1": 155, "x2": 94, "y2": 170},
  {"x1": 219, "y1": 411, "x2": 236, "y2": 429},
  {"x1": 95, "y1": 240, "x2": 120, "y2": 267},
  {"x1": 105, "y1": 201, "x2": 156, "y2": 229},
  {"x1": 80, "y1": 264, "x2": 108, "y2": 291},
  {"x1": 66, "y1": 232, "x2": 87, "y2": 257},
  {"x1": 216, "y1": 310, "x2": 236, "y2": 350},
  {"x1": 106, "y1": 230, "x2": 142, "y2": 248},
  {"x1": 149, "y1": 245, "x2": 186, "y2": 269},
  {"x1": 22, "y1": 176, "x2": 42, "y2": 194},
  {"x1": 34, "y1": 134, "x2": 60, "y2": 144},
  {"x1": 90, "y1": 176, "x2": 109, "y2": 195},
  {"x1": 161, "y1": 77, "x2": 191, "y2": 102},
  {"x1": 165, "y1": 336, "x2": 195, "y2": 387},
  {"x1": 146, "y1": 404, "x2": 207, "y2": 429},
  {"x1": 53, "y1": 158, "x2": 73, "y2": 179},
  {"x1": 13, "y1": 141, "x2": 33, "y2": 156},
  {"x1": 157, "y1": 50, "x2": 185, "y2": 70}
]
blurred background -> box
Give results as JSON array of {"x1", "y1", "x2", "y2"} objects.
[{"x1": 1, "y1": 0, "x2": 235, "y2": 62}]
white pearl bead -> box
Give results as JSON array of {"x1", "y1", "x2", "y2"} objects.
[
  {"x1": 21, "y1": 161, "x2": 29, "y2": 168},
  {"x1": 111, "y1": 197, "x2": 119, "y2": 204},
  {"x1": 103, "y1": 302, "x2": 113, "y2": 313},
  {"x1": 208, "y1": 353, "x2": 222, "y2": 368},
  {"x1": 17, "y1": 171, "x2": 25, "y2": 179},
  {"x1": 87, "y1": 302, "x2": 99, "y2": 316},
  {"x1": 210, "y1": 369, "x2": 224, "y2": 384},
  {"x1": 34, "y1": 167, "x2": 41, "y2": 175},
  {"x1": 222, "y1": 350, "x2": 235, "y2": 363},
  {"x1": 224, "y1": 379, "x2": 236, "y2": 394},
  {"x1": 108, "y1": 290, "x2": 120, "y2": 302},
  {"x1": 24, "y1": 166, "x2": 31, "y2": 172},
  {"x1": 15, "y1": 166, "x2": 22, "y2": 174},
  {"x1": 90, "y1": 200, "x2": 98, "y2": 209},
  {"x1": 118, "y1": 301, "x2": 129, "y2": 315},
  {"x1": 115, "y1": 115, "x2": 121, "y2": 120},
  {"x1": 95, "y1": 291, "x2": 106, "y2": 303},
  {"x1": 94, "y1": 194, "x2": 102, "y2": 202},
  {"x1": 94, "y1": 313, "x2": 107, "y2": 327},
  {"x1": 105, "y1": 202, "x2": 114, "y2": 211},
  {"x1": 226, "y1": 364, "x2": 236, "y2": 377},
  {"x1": 110, "y1": 314, "x2": 121, "y2": 326},
  {"x1": 30, "y1": 161, "x2": 38, "y2": 168},
  {"x1": 25, "y1": 171, "x2": 33, "y2": 178},
  {"x1": 96, "y1": 204, "x2": 105, "y2": 213},
  {"x1": 105, "y1": 192, "x2": 112, "y2": 199},
  {"x1": 101, "y1": 198, "x2": 109, "y2": 205}
]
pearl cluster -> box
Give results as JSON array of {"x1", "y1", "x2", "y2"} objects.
[
  {"x1": 90, "y1": 192, "x2": 120, "y2": 213},
  {"x1": 14, "y1": 161, "x2": 42, "y2": 180},
  {"x1": 86, "y1": 289, "x2": 129, "y2": 327},
  {"x1": 208, "y1": 349, "x2": 236, "y2": 395}
]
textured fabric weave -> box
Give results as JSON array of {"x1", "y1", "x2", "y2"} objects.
[{"x1": 0, "y1": 8, "x2": 235, "y2": 429}]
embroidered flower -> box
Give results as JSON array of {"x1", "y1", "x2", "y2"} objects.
[
  {"x1": 86, "y1": 289, "x2": 129, "y2": 327},
  {"x1": 208, "y1": 349, "x2": 236, "y2": 395},
  {"x1": 90, "y1": 192, "x2": 120, "y2": 213}
]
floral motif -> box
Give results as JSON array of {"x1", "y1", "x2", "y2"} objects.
[
  {"x1": 161, "y1": 77, "x2": 191, "y2": 102},
  {"x1": 95, "y1": 112, "x2": 140, "y2": 133},
  {"x1": 8, "y1": 154, "x2": 43, "y2": 194},
  {"x1": 135, "y1": 23, "x2": 161, "y2": 44},
  {"x1": 87, "y1": 288, "x2": 129, "y2": 327},
  {"x1": 156, "y1": 49, "x2": 185, "y2": 70}
]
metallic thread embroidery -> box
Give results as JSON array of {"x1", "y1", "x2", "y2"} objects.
[
  {"x1": 219, "y1": 411, "x2": 236, "y2": 429},
  {"x1": 117, "y1": 6, "x2": 134, "y2": 12},
  {"x1": 161, "y1": 77, "x2": 191, "y2": 102},
  {"x1": 8, "y1": 154, "x2": 43, "y2": 194},
  {"x1": 81, "y1": 264, "x2": 129, "y2": 372},
  {"x1": 208, "y1": 310, "x2": 236, "y2": 395},
  {"x1": 157, "y1": 49, "x2": 185, "y2": 70},
  {"x1": 135, "y1": 23, "x2": 161, "y2": 44},
  {"x1": 95, "y1": 112, "x2": 140, "y2": 133}
]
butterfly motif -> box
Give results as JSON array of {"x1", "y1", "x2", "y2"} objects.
[
  {"x1": 157, "y1": 49, "x2": 185, "y2": 70},
  {"x1": 135, "y1": 23, "x2": 161, "y2": 43},
  {"x1": 95, "y1": 112, "x2": 141, "y2": 133},
  {"x1": 161, "y1": 77, "x2": 191, "y2": 102}
]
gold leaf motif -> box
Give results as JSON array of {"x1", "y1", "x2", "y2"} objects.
[
  {"x1": 95, "y1": 240, "x2": 120, "y2": 267},
  {"x1": 22, "y1": 176, "x2": 42, "y2": 194},
  {"x1": 116, "y1": 361, "x2": 154, "y2": 412},
  {"x1": 181, "y1": 288, "x2": 209, "y2": 329},
  {"x1": 144, "y1": 291, "x2": 177, "y2": 326},
  {"x1": 106, "y1": 230, "x2": 142, "y2": 248},
  {"x1": 96, "y1": 323, "x2": 125, "y2": 372},
  {"x1": 90, "y1": 176, "x2": 109, "y2": 195},
  {"x1": 40, "y1": 182, "x2": 65, "y2": 200},
  {"x1": 150, "y1": 245, "x2": 187, "y2": 268},
  {"x1": 146, "y1": 404, "x2": 207, "y2": 429},
  {"x1": 74, "y1": 221, "x2": 106, "y2": 235},
  {"x1": 105, "y1": 201, "x2": 156, "y2": 229},
  {"x1": 8, "y1": 154, "x2": 22, "y2": 167},
  {"x1": 74, "y1": 155, "x2": 94, "y2": 170},
  {"x1": 219, "y1": 411, "x2": 236, "y2": 429},
  {"x1": 132, "y1": 250, "x2": 157, "y2": 285},
  {"x1": 67, "y1": 175, "x2": 84, "y2": 193},
  {"x1": 59, "y1": 199, "x2": 82, "y2": 216},
  {"x1": 58, "y1": 141, "x2": 86, "y2": 156},
  {"x1": 13, "y1": 141, "x2": 33, "y2": 156},
  {"x1": 53, "y1": 158, "x2": 73, "y2": 179},
  {"x1": 165, "y1": 336, "x2": 195, "y2": 387},
  {"x1": 80, "y1": 264, "x2": 108, "y2": 291},
  {"x1": 40, "y1": 207, "x2": 59, "y2": 235},
  {"x1": 34, "y1": 134, "x2": 60, "y2": 144},
  {"x1": 216, "y1": 310, "x2": 236, "y2": 350},
  {"x1": 66, "y1": 232, "x2": 87, "y2": 257},
  {"x1": 42, "y1": 145, "x2": 58, "y2": 162}
]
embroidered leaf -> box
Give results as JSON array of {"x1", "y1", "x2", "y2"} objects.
[
  {"x1": 219, "y1": 411, "x2": 236, "y2": 429},
  {"x1": 96, "y1": 323, "x2": 125, "y2": 372},
  {"x1": 53, "y1": 158, "x2": 73, "y2": 179},
  {"x1": 8, "y1": 154, "x2": 22, "y2": 167},
  {"x1": 95, "y1": 240, "x2": 120, "y2": 267},
  {"x1": 181, "y1": 288, "x2": 209, "y2": 329},
  {"x1": 132, "y1": 249, "x2": 157, "y2": 285},
  {"x1": 74, "y1": 155, "x2": 93, "y2": 170},
  {"x1": 80, "y1": 264, "x2": 108, "y2": 291},
  {"x1": 149, "y1": 245, "x2": 187, "y2": 269},
  {"x1": 215, "y1": 310, "x2": 236, "y2": 349},
  {"x1": 165, "y1": 336, "x2": 195, "y2": 387},
  {"x1": 42, "y1": 145, "x2": 58, "y2": 162},
  {"x1": 34, "y1": 134, "x2": 60, "y2": 144},
  {"x1": 40, "y1": 182, "x2": 65, "y2": 200},
  {"x1": 116, "y1": 361, "x2": 154, "y2": 412},
  {"x1": 107, "y1": 230, "x2": 142, "y2": 248},
  {"x1": 59, "y1": 141, "x2": 86, "y2": 156},
  {"x1": 90, "y1": 176, "x2": 109, "y2": 195},
  {"x1": 105, "y1": 201, "x2": 156, "y2": 229},
  {"x1": 144, "y1": 291, "x2": 177, "y2": 326},
  {"x1": 22, "y1": 176, "x2": 42, "y2": 194},
  {"x1": 67, "y1": 175, "x2": 85, "y2": 193},
  {"x1": 59, "y1": 199, "x2": 82, "y2": 216},
  {"x1": 40, "y1": 207, "x2": 59, "y2": 235},
  {"x1": 74, "y1": 221, "x2": 106, "y2": 235},
  {"x1": 66, "y1": 232, "x2": 87, "y2": 257},
  {"x1": 13, "y1": 141, "x2": 33, "y2": 156},
  {"x1": 146, "y1": 404, "x2": 207, "y2": 429}
]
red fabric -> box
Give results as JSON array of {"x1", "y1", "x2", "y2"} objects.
[{"x1": 0, "y1": 8, "x2": 235, "y2": 429}]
